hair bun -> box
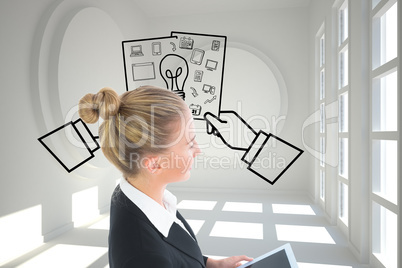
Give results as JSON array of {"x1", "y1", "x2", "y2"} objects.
[{"x1": 78, "y1": 87, "x2": 120, "y2": 123}]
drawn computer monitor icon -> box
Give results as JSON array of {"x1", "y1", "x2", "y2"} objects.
[
  {"x1": 132, "y1": 62, "x2": 156, "y2": 81},
  {"x1": 205, "y1": 59, "x2": 218, "y2": 71}
]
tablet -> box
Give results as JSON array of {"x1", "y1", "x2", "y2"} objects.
[{"x1": 238, "y1": 243, "x2": 298, "y2": 268}]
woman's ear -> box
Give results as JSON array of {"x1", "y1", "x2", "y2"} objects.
[{"x1": 144, "y1": 156, "x2": 161, "y2": 174}]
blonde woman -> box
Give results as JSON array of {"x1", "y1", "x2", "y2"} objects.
[{"x1": 79, "y1": 86, "x2": 252, "y2": 268}]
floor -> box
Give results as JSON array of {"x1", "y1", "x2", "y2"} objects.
[{"x1": 3, "y1": 190, "x2": 370, "y2": 268}]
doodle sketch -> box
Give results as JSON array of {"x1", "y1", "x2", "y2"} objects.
[
  {"x1": 122, "y1": 32, "x2": 227, "y2": 120},
  {"x1": 204, "y1": 111, "x2": 304, "y2": 185},
  {"x1": 37, "y1": 119, "x2": 100, "y2": 173}
]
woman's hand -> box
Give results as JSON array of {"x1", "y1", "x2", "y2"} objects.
[{"x1": 206, "y1": 255, "x2": 253, "y2": 268}]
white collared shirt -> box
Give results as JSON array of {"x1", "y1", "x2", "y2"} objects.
[{"x1": 120, "y1": 178, "x2": 193, "y2": 239}]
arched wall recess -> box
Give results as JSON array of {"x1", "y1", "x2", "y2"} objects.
[{"x1": 35, "y1": 2, "x2": 124, "y2": 179}]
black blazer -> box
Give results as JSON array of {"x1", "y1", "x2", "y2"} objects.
[{"x1": 108, "y1": 186, "x2": 208, "y2": 268}]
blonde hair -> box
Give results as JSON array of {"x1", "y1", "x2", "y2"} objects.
[{"x1": 78, "y1": 86, "x2": 187, "y2": 177}]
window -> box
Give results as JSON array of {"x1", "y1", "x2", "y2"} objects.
[
  {"x1": 316, "y1": 24, "x2": 326, "y2": 202},
  {"x1": 372, "y1": 140, "x2": 398, "y2": 204},
  {"x1": 339, "y1": 92, "x2": 349, "y2": 132},
  {"x1": 372, "y1": 202, "x2": 398, "y2": 268},
  {"x1": 339, "y1": 182, "x2": 349, "y2": 223},
  {"x1": 336, "y1": 0, "x2": 349, "y2": 227},
  {"x1": 370, "y1": 0, "x2": 399, "y2": 267},
  {"x1": 372, "y1": 70, "x2": 398, "y2": 132},
  {"x1": 372, "y1": 1, "x2": 398, "y2": 68},
  {"x1": 339, "y1": 138, "x2": 349, "y2": 179},
  {"x1": 320, "y1": 170, "x2": 325, "y2": 201}
]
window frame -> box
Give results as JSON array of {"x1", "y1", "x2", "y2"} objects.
[{"x1": 369, "y1": 0, "x2": 399, "y2": 267}]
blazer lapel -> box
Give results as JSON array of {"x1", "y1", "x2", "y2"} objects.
[{"x1": 163, "y1": 223, "x2": 206, "y2": 267}]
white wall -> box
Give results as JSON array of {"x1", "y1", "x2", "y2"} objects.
[
  {"x1": 0, "y1": 0, "x2": 312, "y2": 261},
  {"x1": 0, "y1": 0, "x2": 149, "y2": 247}
]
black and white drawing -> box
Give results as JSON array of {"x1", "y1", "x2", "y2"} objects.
[
  {"x1": 132, "y1": 62, "x2": 156, "y2": 81},
  {"x1": 190, "y1": 48, "x2": 205, "y2": 65},
  {"x1": 159, "y1": 54, "x2": 189, "y2": 100},
  {"x1": 37, "y1": 119, "x2": 100, "y2": 173},
  {"x1": 38, "y1": 31, "x2": 303, "y2": 185},
  {"x1": 194, "y1": 70, "x2": 203, "y2": 82},
  {"x1": 211, "y1": 40, "x2": 220, "y2": 51},
  {"x1": 205, "y1": 59, "x2": 218, "y2": 71},
  {"x1": 122, "y1": 32, "x2": 227, "y2": 120},
  {"x1": 130, "y1": 45, "x2": 144, "y2": 57},
  {"x1": 179, "y1": 36, "x2": 194, "y2": 49},
  {"x1": 204, "y1": 111, "x2": 303, "y2": 185},
  {"x1": 189, "y1": 104, "x2": 202, "y2": 116}
]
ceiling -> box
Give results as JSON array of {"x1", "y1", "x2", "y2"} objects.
[{"x1": 133, "y1": 0, "x2": 311, "y2": 17}]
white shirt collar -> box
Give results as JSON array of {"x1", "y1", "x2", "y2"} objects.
[{"x1": 120, "y1": 177, "x2": 186, "y2": 238}]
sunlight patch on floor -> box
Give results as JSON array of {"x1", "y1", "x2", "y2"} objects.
[
  {"x1": 210, "y1": 221, "x2": 263, "y2": 240},
  {"x1": 222, "y1": 202, "x2": 263, "y2": 213},
  {"x1": 17, "y1": 244, "x2": 107, "y2": 268},
  {"x1": 186, "y1": 219, "x2": 205, "y2": 235},
  {"x1": 0, "y1": 205, "x2": 43, "y2": 266},
  {"x1": 88, "y1": 216, "x2": 110, "y2": 230},
  {"x1": 272, "y1": 204, "x2": 316, "y2": 215},
  {"x1": 298, "y1": 263, "x2": 352, "y2": 268},
  {"x1": 276, "y1": 224, "x2": 335, "y2": 244},
  {"x1": 177, "y1": 200, "x2": 217, "y2": 210}
]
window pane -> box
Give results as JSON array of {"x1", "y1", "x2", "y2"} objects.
[
  {"x1": 320, "y1": 70, "x2": 325, "y2": 100},
  {"x1": 339, "y1": 182, "x2": 348, "y2": 225},
  {"x1": 320, "y1": 137, "x2": 326, "y2": 167},
  {"x1": 320, "y1": 35, "x2": 325, "y2": 67},
  {"x1": 339, "y1": 92, "x2": 349, "y2": 132},
  {"x1": 320, "y1": 103, "x2": 325, "y2": 133},
  {"x1": 339, "y1": 49, "x2": 349, "y2": 88},
  {"x1": 320, "y1": 169, "x2": 325, "y2": 201},
  {"x1": 382, "y1": 2, "x2": 398, "y2": 64},
  {"x1": 372, "y1": 71, "x2": 398, "y2": 131},
  {"x1": 372, "y1": 2, "x2": 398, "y2": 68},
  {"x1": 339, "y1": 5, "x2": 349, "y2": 44},
  {"x1": 372, "y1": 140, "x2": 398, "y2": 204},
  {"x1": 372, "y1": 202, "x2": 398, "y2": 268},
  {"x1": 339, "y1": 138, "x2": 348, "y2": 178}
]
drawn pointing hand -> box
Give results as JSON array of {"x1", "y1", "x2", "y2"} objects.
[{"x1": 204, "y1": 111, "x2": 257, "y2": 151}]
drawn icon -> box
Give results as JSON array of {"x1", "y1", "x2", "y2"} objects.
[
  {"x1": 132, "y1": 62, "x2": 156, "y2": 81},
  {"x1": 211, "y1": 40, "x2": 220, "y2": 51},
  {"x1": 152, "y1": 42, "x2": 162, "y2": 56},
  {"x1": 160, "y1": 54, "x2": 189, "y2": 100},
  {"x1": 189, "y1": 104, "x2": 202, "y2": 116},
  {"x1": 179, "y1": 36, "x2": 194, "y2": 49},
  {"x1": 204, "y1": 111, "x2": 304, "y2": 185},
  {"x1": 37, "y1": 119, "x2": 100, "y2": 173},
  {"x1": 170, "y1": 42, "x2": 177, "y2": 51},
  {"x1": 190, "y1": 49, "x2": 205, "y2": 65},
  {"x1": 204, "y1": 95, "x2": 217, "y2": 104},
  {"x1": 190, "y1": 87, "x2": 198, "y2": 97},
  {"x1": 202, "y1": 84, "x2": 215, "y2": 95},
  {"x1": 130, "y1": 45, "x2": 144, "y2": 57},
  {"x1": 194, "y1": 70, "x2": 203, "y2": 82},
  {"x1": 205, "y1": 59, "x2": 218, "y2": 71}
]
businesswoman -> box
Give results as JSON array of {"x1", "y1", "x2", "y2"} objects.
[{"x1": 78, "y1": 86, "x2": 252, "y2": 268}]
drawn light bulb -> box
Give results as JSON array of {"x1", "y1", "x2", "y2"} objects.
[{"x1": 159, "y1": 54, "x2": 189, "y2": 100}]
